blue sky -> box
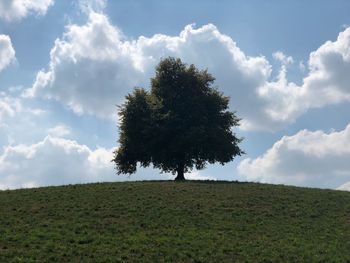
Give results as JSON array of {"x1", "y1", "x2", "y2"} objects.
[{"x1": 1, "y1": 0, "x2": 350, "y2": 191}]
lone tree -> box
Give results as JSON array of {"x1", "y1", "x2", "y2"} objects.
[{"x1": 113, "y1": 57, "x2": 243, "y2": 180}]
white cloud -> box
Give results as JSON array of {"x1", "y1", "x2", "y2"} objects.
[
  {"x1": 0, "y1": 135, "x2": 179, "y2": 190},
  {"x1": 48, "y1": 124, "x2": 71, "y2": 137},
  {"x1": 0, "y1": 136, "x2": 115, "y2": 190},
  {"x1": 263, "y1": 27, "x2": 350, "y2": 126},
  {"x1": 238, "y1": 26, "x2": 350, "y2": 130},
  {"x1": 0, "y1": 0, "x2": 54, "y2": 22},
  {"x1": 185, "y1": 171, "x2": 216, "y2": 181},
  {"x1": 0, "y1": 35, "x2": 15, "y2": 72},
  {"x1": 337, "y1": 181, "x2": 350, "y2": 191},
  {"x1": 26, "y1": 12, "x2": 140, "y2": 119},
  {"x1": 238, "y1": 124, "x2": 350, "y2": 189},
  {"x1": 25, "y1": 11, "x2": 350, "y2": 131},
  {"x1": 301, "y1": 28, "x2": 350, "y2": 108},
  {"x1": 25, "y1": 12, "x2": 275, "y2": 127},
  {"x1": 273, "y1": 51, "x2": 294, "y2": 65}
]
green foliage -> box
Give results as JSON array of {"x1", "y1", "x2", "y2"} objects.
[
  {"x1": 113, "y1": 57, "x2": 243, "y2": 179},
  {"x1": 0, "y1": 182, "x2": 350, "y2": 262},
  {"x1": 114, "y1": 88, "x2": 154, "y2": 174}
]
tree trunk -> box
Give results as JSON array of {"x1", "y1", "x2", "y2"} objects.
[{"x1": 175, "y1": 163, "x2": 185, "y2": 181}]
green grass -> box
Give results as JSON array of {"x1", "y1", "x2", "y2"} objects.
[{"x1": 0, "y1": 181, "x2": 349, "y2": 262}]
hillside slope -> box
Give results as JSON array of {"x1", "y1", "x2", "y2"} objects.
[{"x1": 0, "y1": 181, "x2": 349, "y2": 262}]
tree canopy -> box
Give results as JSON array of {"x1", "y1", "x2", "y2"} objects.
[{"x1": 113, "y1": 57, "x2": 244, "y2": 180}]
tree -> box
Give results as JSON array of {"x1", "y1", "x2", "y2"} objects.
[{"x1": 113, "y1": 57, "x2": 244, "y2": 180}]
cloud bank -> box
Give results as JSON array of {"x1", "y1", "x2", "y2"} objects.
[
  {"x1": 0, "y1": 134, "x2": 199, "y2": 190},
  {"x1": 238, "y1": 124, "x2": 350, "y2": 189},
  {"x1": 26, "y1": 11, "x2": 350, "y2": 131},
  {"x1": 0, "y1": 0, "x2": 54, "y2": 22},
  {"x1": 0, "y1": 136, "x2": 115, "y2": 190}
]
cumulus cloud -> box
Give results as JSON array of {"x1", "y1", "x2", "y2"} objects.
[
  {"x1": 253, "y1": 25, "x2": 350, "y2": 129},
  {"x1": 0, "y1": 0, "x2": 54, "y2": 22},
  {"x1": 238, "y1": 124, "x2": 350, "y2": 189},
  {"x1": 301, "y1": 28, "x2": 350, "y2": 108},
  {"x1": 262, "y1": 27, "x2": 350, "y2": 126},
  {"x1": 25, "y1": 12, "x2": 141, "y2": 118},
  {"x1": 0, "y1": 35, "x2": 16, "y2": 72},
  {"x1": 25, "y1": 10, "x2": 350, "y2": 131},
  {"x1": 273, "y1": 51, "x2": 294, "y2": 65},
  {"x1": 25, "y1": 12, "x2": 275, "y2": 127},
  {"x1": 0, "y1": 136, "x2": 115, "y2": 189},
  {"x1": 0, "y1": 135, "x2": 186, "y2": 190}
]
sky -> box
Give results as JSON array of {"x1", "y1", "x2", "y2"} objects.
[{"x1": 1, "y1": 0, "x2": 350, "y2": 191}]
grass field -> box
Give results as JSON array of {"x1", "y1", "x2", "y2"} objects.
[{"x1": 0, "y1": 181, "x2": 349, "y2": 262}]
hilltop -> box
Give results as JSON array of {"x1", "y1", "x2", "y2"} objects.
[{"x1": 0, "y1": 181, "x2": 349, "y2": 262}]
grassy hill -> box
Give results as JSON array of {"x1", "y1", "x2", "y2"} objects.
[{"x1": 0, "y1": 181, "x2": 349, "y2": 262}]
